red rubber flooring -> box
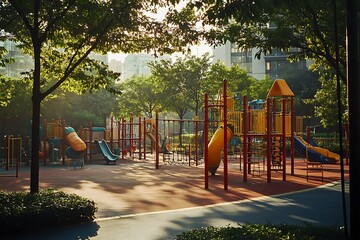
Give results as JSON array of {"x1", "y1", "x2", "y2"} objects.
[{"x1": 0, "y1": 156, "x2": 349, "y2": 219}]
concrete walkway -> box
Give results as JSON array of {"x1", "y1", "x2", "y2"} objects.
[{"x1": 11, "y1": 181, "x2": 349, "y2": 240}]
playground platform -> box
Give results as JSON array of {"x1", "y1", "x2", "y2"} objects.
[{"x1": 0, "y1": 156, "x2": 350, "y2": 239}]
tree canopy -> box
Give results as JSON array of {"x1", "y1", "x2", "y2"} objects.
[
  {"x1": 178, "y1": 0, "x2": 346, "y2": 84},
  {"x1": 0, "y1": 0, "x2": 201, "y2": 193},
  {"x1": 119, "y1": 75, "x2": 160, "y2": 118}
]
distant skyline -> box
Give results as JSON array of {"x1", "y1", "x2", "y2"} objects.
[{"x1": 108, "y1": 42, "x2": 213, "y2": 62}]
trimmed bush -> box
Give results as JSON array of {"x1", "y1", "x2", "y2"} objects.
[
  {"x1": 174, "y1": 223, "x2": 345, "y2": 240},
  {"x1": 0, "y1": 188, "x2": 97, "y2": 235}
]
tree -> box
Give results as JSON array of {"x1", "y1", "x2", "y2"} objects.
[
  {"x1": 182, "y1": 0, "x2": 346, "y2": 84},
  {"x1": 281, "y1": 69, "x2": 320, "y2": 124},
  {"x1": 205, "y1": 61, "x2": 260, "y2": 100},
  {"x1": 41, "y1": 89, "x2": 119, "y2": 129},
  {"x1": 313, "y1": 70, "x2": 347, "y2": 129},
  {"x1": 0, "y1": 36, "x2": 16, "y2": 108},
  {"x1": 149, "y1": 54, "x2": 211, "y2": 116},
  {"x1": 149, "y1": 54, "x2": 211, "y2": 146},
  {"x1": 0, "y1": 0, "x2": 199, "y2": 193},
  {"x1": 0, "y1": 78, "x2": 32, "y2": 138},
  {"x1": 119, "y1": 75, "x2": 161, "y2": 118}
]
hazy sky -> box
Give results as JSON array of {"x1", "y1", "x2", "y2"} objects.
[{"x1": 108, "y1": 3, "x2": 213, "y2": 62}]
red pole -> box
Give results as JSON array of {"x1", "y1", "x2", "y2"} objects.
[
  {"x1": 110, "y1": 116, "x2": 114, "y2": 151},
  {"x1": 61, "y1": 119, "x2": 66, "y2": 165},
  {"x1": 138, "y1": 117, "x2": 142, "y2": 160},
  {"x1": 345, "y1": 123, "x2": 349, "y2": 165},
  {"x1": 204, "y1": 93, "x2": 209, "y2": 189},
  {"x1": 122, "y1": 119, "x2": 126, "y2": 159},
  {"x1": 306, "y1": 126, "x2": 310, "y2": 143},
  {"x1": 130, "y1": 116, "x2": 133, "y2": 157},
  {"x1": 223, "y1": 79, "x2": 228, "y2": 190},
  {"x1": 266, "y1": 98, "x2": 272, "y2": 182},
  {"x1": 26, "y1": 136, "x2": 30, "y2": 167},
  {"x1": 243, "y1": 95, "x2": 248, "y2": 182},
  {"x1": 16, "y1": 136, "x2": 19, "y2": 178},
  {"x1": 188, "y1": 142, "x2": 191, "y2": 166},
  {"x1": 43, "y1": 119, "x2": 47, "y2": 165},
  {"x1": 195, "y1": 116, "x2": 199, "y2": 166},
  {"x1": 89, "y1": 121, "x2": 93, "y2": 162},
  {"x1": 155, "y1": 111, "x2": 159, "y2": 169},
  {"x1": 117, "y1": 120, "x2": 121, "y2": 156},
  {"x1": 282, "y1": 98, "x2": 286, "y2": 181},
  {"x1": 143, "y1": 117, "x2": 146, "y2": 160},
  {"x1": 290, "y1": 97, "x2": 295, "y2": 175},
  {"x1": 5, "y1": 136, "x2": 9, "y2": 171}
]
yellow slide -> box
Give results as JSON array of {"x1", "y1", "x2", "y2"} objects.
[
  {"x1": 208, "y1": 125, "x2": 233, "y2": 175},
  {"x1": 64, "y1": 127, "x2": 86, "y2": 151},
  {"x1": 297, "y1": 136, "x2": 340, "y2": 163}
]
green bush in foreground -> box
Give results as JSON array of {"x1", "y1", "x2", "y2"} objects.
[
  {"x1": 175, "y1": 223, "x2": 345, "y2": 240},
  {"x1": 0, "y1": 188, "x2": 97, "y2": 235}
]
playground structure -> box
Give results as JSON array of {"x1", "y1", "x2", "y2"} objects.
[
  {"x1": 78, "y1": 117, "x2": 142, "y2": 162},
  {"x1": 21, "y1": 119, "x2": 87, "y2": 167},
  {"x1": 76, "y1": 115, "x2": 204, "y2": 168},
  {"x1": 148, "y1": 112, "x2": 204, "y2": 168},
  {"x1": 0, "y1": 135, "x2": 23, "y2": 177},
  {"x1": 64, "y1": 126, "x2": 87, "y2": 168},
  {"x1": 294, "y1": 135, "x2": 340, "y2": 164},
  {"x1": 203, "y1": 79, "x2": 344, "y2": 190},
  {"x1": 1, "y1": 78, "x2": 345, "y2": 187},
  {"x1": 203, "y1": 79, "x2": 338, "y2": 190}
]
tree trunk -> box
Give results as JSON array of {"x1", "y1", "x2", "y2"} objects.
[
  {"x1": 30, "y1": 32, "x2": 42, "y2": 193},
  {"x1": 30, "y1": 97, "x2": 41, "y2": 193}
]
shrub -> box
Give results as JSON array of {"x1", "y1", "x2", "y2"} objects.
[
  {"x1": 0, "y1": 188, "x2": 97, "y2": 235},
  {"x1": 174, "y1": 223, "x2": 345, "y2": 240}
]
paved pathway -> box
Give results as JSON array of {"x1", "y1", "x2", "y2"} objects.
[{"x1": 11, "y1": 181, "x2": 349, "y2": 240}]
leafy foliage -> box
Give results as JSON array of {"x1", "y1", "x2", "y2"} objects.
[
  {"x1": 1, "y1": 0, "x2": 200, "y2": 192},
  {"x1": 0, "y1": 78, "x2": 32, "y2": 137},
  {"x1": 312, "y1": 71, "x2": 347, "y2": 129},
  {"x1": 174, "y1": 223, "x2": 345, "y2": 240},
  {"x1": 149, "y1": 53, "x2": 212, "y2": 117},
  {"x1": 193, "y1": 0, "x2": 346, "y2": 84},
  {"x1": 205, "y1": 61, "x2": 266, "y2": 100},
  {"x1": 0, "y1": 189, "x2": 97, "y2": 235},
  {"x1": 118, "y1": 75, "x2": 160, "y2": 118}
]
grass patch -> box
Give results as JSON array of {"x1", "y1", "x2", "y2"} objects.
[
  {"x1": 0, "y1": 188, "x2": 97, "y2": 235},
  {"x1": 174, "y1": 223, "x2": 345, "y2": 240}
]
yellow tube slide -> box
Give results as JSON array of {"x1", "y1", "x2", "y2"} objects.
[
  {"x1": 65, "y1": 127, "x2": 87, "y2": 152},
  {"x1": 208, "y1": 125, "x2": 233, "y2": 175}
]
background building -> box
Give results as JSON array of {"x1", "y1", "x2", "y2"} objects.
[
  {"x1": 121, "y1": 53, "x2": 170, "y2": 80},
  {"x1": 213, "y1": 41, "x2": 308, "y2": 80},
  {"x1": 0, "y1": 40, "x2": 33, "y2": 78}
]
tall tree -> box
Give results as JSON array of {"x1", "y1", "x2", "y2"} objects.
[
  {"x1": 313, "y1": 70, "x2": 347, "y2": 129},
  {"x1": 149, "y1": 54, "x2": 211, "y2": 116},
  {"x1": 205, "y1": 61, "x2": 260, "y2": 100},
  {"x1": 0, "y1": 0, "x2": 199, "y2": 193},
  {"x1": 149, "y1": 54, "x2": 211, "y2": 145},
  {"x1": 119, "y1": 75, "x2": 160, "y2": 118}
]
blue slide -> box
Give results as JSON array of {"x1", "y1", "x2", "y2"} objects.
[
  {"x1": 95, "y1": 139, "x2": 119, "y2": 164},
  {"x1": 294, "y1": 135, "x2": 331, "y2": 164}
]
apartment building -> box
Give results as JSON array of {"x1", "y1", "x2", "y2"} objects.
[{"x1": 213, "y1": 41, "x2": 308, "y2": 80}]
